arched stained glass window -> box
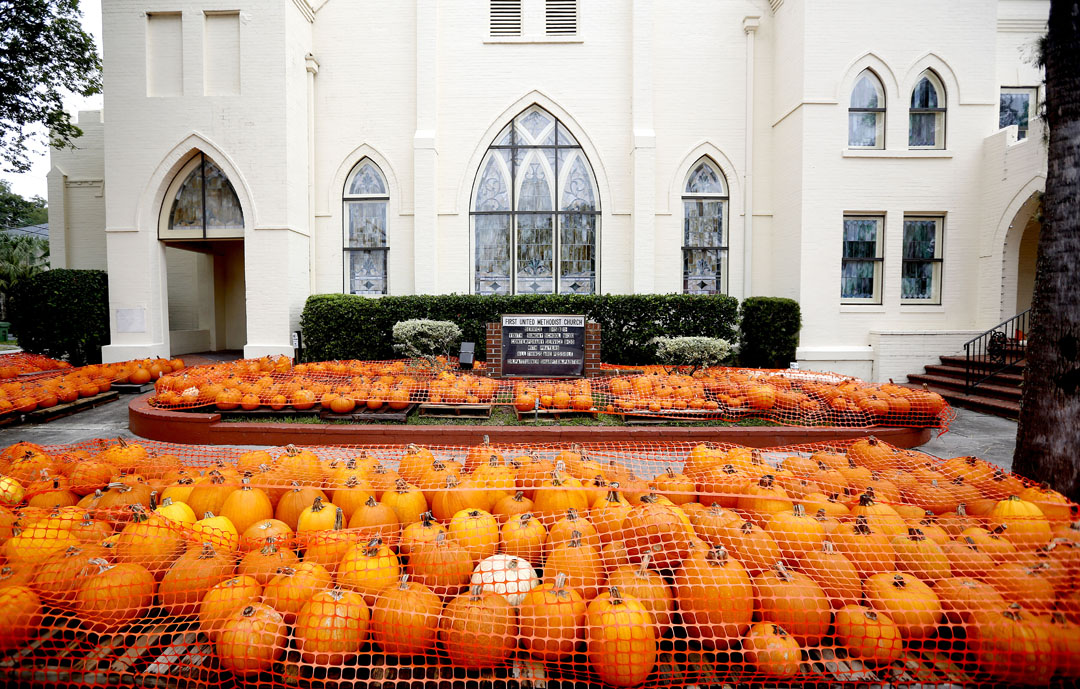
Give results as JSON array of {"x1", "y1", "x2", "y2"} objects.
[
  {"x1": 909, "y1": 70, "x2": 946, "y2": 149},
  {"x1": 163, "y1": 153, "x2": 244, "y2": 239},
  {"x1": 343, "y1": 160, "x2": 389, "y2": 295},
  {"x1": 849, "y1": 70, "x2": 885, "y2": 149},
  {"x1": 682, "y1": 158, "x2": 728, "y2": 295},
  {"x1": 471, "y1": 105, "x2": 600, "y2": 295}
]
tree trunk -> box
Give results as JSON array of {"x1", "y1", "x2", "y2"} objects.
[{"x1": 1012, "y1": 0, "x2": 1080, "y2": 500}]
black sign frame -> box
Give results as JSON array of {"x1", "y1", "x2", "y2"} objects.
[{"x1": 500, "y1": 314, "x2": 586, "y2": 378}]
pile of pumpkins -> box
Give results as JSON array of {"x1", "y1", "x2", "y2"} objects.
[
  {"x1": 0, "y1": 437, "x2": 1076, "y2": 687},
  {"x1": 0, "y1": 353, "x2": 72, "y2": 378},
  {"x1": 0, "y1": 357, "x2": 182, "y2": 417}
]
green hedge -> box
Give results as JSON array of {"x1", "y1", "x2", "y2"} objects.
[
  {"x1": 738, "y1": 296, "x2": 801, "y2": 369},
  {"x1": 300, "y1": 293, "x2": 739, "y2": 365},
  {"x1": 9, "y1": 269, "x2": 109, "y2": 366}
]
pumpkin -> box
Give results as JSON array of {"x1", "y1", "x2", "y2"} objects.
[
  {"x1": 585, "y1": 587, "x2": 658, "y2": 687},
  {"x1": 191, "y1": 511, "x2": 240, "y2": 553},
  {"x1": 911, "y1": 517, "x2": 951, "y2": 545},
  {"x1": 754, "y1": 562, "x2": 831, "y2": 646},
  {"x1": 532, "y1": 472, "x2": 590, "y2": 525},
  {"x1": 294, "y1": 587, "x2": 370, "y2": 665},
  {"x1": 517, "y1": 571, "x2": 587, "y2": 661},
  {"x1": 159, "y1": 542, "x2": 234, "y2": 616},
  {"x1": 737, "y1": 474, "x2": 792, "y2": 527},
  {"x1": 1018, "y1": 484, "x2": 1074, "y2": 523},
  {"x1": 238, "y1": 538, "x2": 300, "y2": 585},
  {"x1": 215, "y1": 603, "x2": 287, "y2": 678},
  {"x1": 115, "y1": 504, "x2": 184, "y2": 579},
  {"x1": 381, "y1": 478, "x2": 427, "y2": 526},
  {"x1": 406, "y1": 531, "x2": 472, "y2": 600},
  {"x1": 500, "y1": 512, "x2": 547, "y2": 566},
  {"x1": 673, "y1": 545, "x2": 754, "y2": 650},
  {"x1": 544, "y1": 529, "x2": 605, "y2": 600},
  {"x1": 833, "y1": 605, "x2": 904, "y2": 665},
  {"x1": 492, "y1": 490, "x2": 534, "y2": 524},
  {"x1": 430, "y1": 475, "x2": 488, "y2": 522},
  {"x1": 198, "y1": 575, "x2": 262, "y2": 641},
  {"x1": 589, "y1": 486, "x2": 632, "y2": 542},
  {"x1": 370, "y1": 574, "x2": 442, "y2": 656},
  {"x1": 968, "y1": 604, "x2": 1055, "y2": 686},
  {"x1": 0, "y1": 562, "x2": 37, "y2": 590},
  {"x1": 31, "y1": 544, "x2": 110, "y2": 606},
  {"x1": 604, "y1": 552, "x2": 674, "y2": 634},
  {"x1": 960, "y1": 525, "x2": 1018, "y2": 562},
  {"x1": 472, "y1": 454, "x2": 517, "y2": 507},
  {"x1": 262, "y1": 561, "x2": 332, "y2": 625},
  {"x1": 152, "y1": 496, "x2": 197, "y2": 526},
  {"x1": 545, "y1": 507, "x2": 601, "y2": 554},
  {"x1": 691, "y1": 503, "x2": 742, "y2": 545},
  {"x1": 743, "y1": 622, "x2": 801, "y2": 679},
  {"x1": 0, "y1": 585, "x2": 42, "y2": 651},
  {"x1": 348, "y1": 496, "x2": 400, "y2": 543},
  {"x1": 399, "y1": 511, "x2": 447, "y2": 559},
  {"x1": 801, "y1": 540, "x2": 862, "y2": 608},
  {"x1": 831, "y1": 516, "x2": 896, "y2": 577},
  {"x1": 4, "y1": 522, "x2": 80, "y2": 567},
  {"x1": 653, "y1": 467, "x2": 695, "y2": 505},
  {"x1": 1047, "y1": 612, "x2": 1080, "y2": 679},
  {"x1": 75, "y1": 559, "x2": 156, "y2": 632},
  {"x1": 891, "y1": 527, "x2": 951, "y2": 583},
  {"x1": 986, "y1": 561, "x2": 1055, "y2": 614},
  {"x1": 864, "y1": 572, "x2": 942, "y2": 639},
  {"x1": 417, "y1": 460, "x2": 461, "y2": 503},
  {"x1": 439, "y1": 584, "x2": 518, "y2": 669},
  {"x1": 471, "y1": 553, "x2": 538, "y2": 606},
  {"x1": 934, "y1": 576, "x2": 1007, "y2": 623},
  {"x1": 240, "y1": 519, "x2": 294, "y2": 550},
  {"x1": 714, "y1": 520, "x2": 782, "y2": 574},
  {"x1": 988, "y1": 495, "x2": 1052, "y2": 549},
  {"x1": 337, "y1": 537, "x2": 401, "y2": 606},
  {"x1": 275, "y1": 484, "x2": 328, "y2": 530},
  {"x1": 94, "y1": 481, "x2": 153, "y2": 515},
  {"x1": 448, "y1": 509, "x2": 500, "y2": 562},
  {"x1": 766, "y1": 504, "x2": 825, "y2": 562},
  {"x1": 847, "y1": 436, "x2": 898, "y2": 472},
  {"x1": 185, "y1": 472, "x2": 237, "y2": 519},
  {"x1": 397, "y1": 444, "x2": 436, "y2": 484},
  {"x1": 696, "y1": 463, "x2": 750, "y2": 508},
  {"x1": 296, "y1": 496, "x2": 339, "y2": 533},
  {"x1": 218, "y1": 478, "x2": 274, "y2": 535},
  {"x1": 849, "y1": 492, "x2": 907, "y2": 536},
  {"x1": 941, "y1": 537, "x2": 997, "y2": 580},
  {"x1": 621, "y1": 495, "x2": 691, "y2": 570}
]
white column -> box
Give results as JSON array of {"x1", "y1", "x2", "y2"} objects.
[
  {"x1": 742, "y1": 16, "x2": 759, "y2": 299},
  {"x1": 306, "y1": 54, "x2": 319, "y2": 296},
  {"x1": 46, "y1": 166, "x2": 68, "y2": 269},
  {"x1": 631, "y1": 0, "x2": 655, "y2": 294},
  {"x1": 413, "y1": 0, "x2": 438, "y2": 294}
]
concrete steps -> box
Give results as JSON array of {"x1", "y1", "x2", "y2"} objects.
[{"x1": 905, "y1": 356, "x2": 1023, "y2": 420}]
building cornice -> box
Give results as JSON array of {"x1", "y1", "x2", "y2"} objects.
[{"x1": 997, "y1": 18, "x2": 1047, "y2": 33}]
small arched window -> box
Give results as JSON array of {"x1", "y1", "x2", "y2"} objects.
[
  {"x1": 161, "y1": 152, "x2": 244, "y2": 239},
  {"x1": 682, "y1": 158, "x2": 728, "y2": 294},
  {"x1": 848, "y1": 70, "x2": 885, "y2": 149},
  {"x1": 909, "y1": 70, "x2": 946, "y2": 149},
  {"x1": 343, "y1": 159, "x2": 389, "y2": 295}
]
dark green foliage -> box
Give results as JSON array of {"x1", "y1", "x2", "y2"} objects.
[
  {"x1": 300, "y1": 293, "x2": 739, "y2": 364},
  {"x1": 10, "y1": 269, "x2": 108, "y2": 365},
  {"x1": 0, "y1": 180, "x2": 48, "y2": 229},
  {"x1": 738, "y1": 297, "x2": 802, "y2": 369}
]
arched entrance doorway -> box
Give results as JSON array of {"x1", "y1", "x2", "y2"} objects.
[
  {"x1": 159, "y1": 152, "x2": 247, "y2": 355},
  {"x1": 1001, "y1": 191, "x2": 1041, "y2": 321}
]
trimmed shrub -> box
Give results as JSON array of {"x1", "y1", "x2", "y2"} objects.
[
  {"x1": 300, "y1": 293, "x2": 739, "y2": 364},
  {"x1": 738, "y1": 297, "x2": 801, "y2": 369},
  {"x1": 651, "y1": 335, "x2": 734, "y2": 373},
  {"x1": 392, "y1": 319, "x2": 463, "y2": 359},
  {"x1": 9, "y1": 269, "x2": 109, "y2": 366}
]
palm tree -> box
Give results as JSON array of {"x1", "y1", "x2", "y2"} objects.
[
  {"x1": 0, "y1": 233, "x2": 50, "y2": 322},
  {"x1": 1012, "y1": 0, "x2": 1080, "y2": 499}
]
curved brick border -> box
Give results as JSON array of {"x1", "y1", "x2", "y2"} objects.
[{"x1": 129, "y1": 394, "x2": 933, "y2": 448}]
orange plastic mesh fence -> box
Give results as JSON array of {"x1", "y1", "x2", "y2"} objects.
[
  {"x1": 150, "y1": 359, "x2": 953, "y2": 430},
  {"x1": 0, "y1": 357, "x2": 184, "y2": 417},
  {"x1": 0, "y1": 437, "x2": 1075, "y2": 687},
  {"x1": 0, "y1": 353, "x2": 72, "y2": 377}
]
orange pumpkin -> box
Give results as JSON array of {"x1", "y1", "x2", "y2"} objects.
[
  {"x1": 438, "y1": 584, "x2": 518, "y2": 669},
  {"x1": 215, "y1": 603, "x2": 288, "y2": 678},
  {"x1": 517, "y1": 571, "x2": 587, "y2": 661},
  {"x1": 585, "y1": 587, "x2": 658, "y2": 686},
  {"x1": 370, "y1": 574, "x2": 442, "y2": 656},
  {"x1": 673, "y1": 546, "x2": 754, "y2": 650}
]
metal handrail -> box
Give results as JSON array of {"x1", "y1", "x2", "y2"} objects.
[{"x1": 963, "y1": 309, "x2": 1030, "y2": 392}]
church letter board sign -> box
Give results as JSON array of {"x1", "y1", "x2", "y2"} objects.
[{"x1": 500, "y1": 315, "x2": 586, "y2": 377}]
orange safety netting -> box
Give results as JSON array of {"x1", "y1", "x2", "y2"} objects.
[
  {"x1": 0, "y1": 436, "x2": 1076, "y2": 687},
  {"x1": 0, "y1": 353, "x2": 72, "y2": 378},
  {"x1": 0, "y1": 357, "x2": 184, "y2": 418},
  {"x1": 150, "y1": 358, "x2": 953, "y2": 430}
]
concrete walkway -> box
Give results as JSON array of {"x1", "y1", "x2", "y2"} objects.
[{"x1": 0, "y1": 395, "x2": 1019, "y2": 471}]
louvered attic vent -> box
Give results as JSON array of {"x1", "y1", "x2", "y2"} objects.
[
  {"x1": 490, "y1": 0, "x2": 522, "y2": 36},
  {"x1": 545, "y1": 0, "x2": 577, "y2": 36}
]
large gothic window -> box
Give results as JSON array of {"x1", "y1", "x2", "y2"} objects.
[
  {"x1": 343, "y1": 159, "x2": 389, "y2": 295},
  {"x1": 471, "y1": 105, "x2": 600, "y2": 295},
  {"x1": 161, "y1": 152, "x2": 244, "y2": 239},
  {"x1": 682, "y1": 158, "x2": 728, "y2": 294}
]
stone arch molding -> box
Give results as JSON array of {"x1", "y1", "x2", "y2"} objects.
[
  {"x1": 836, "y1": 52, "x2": 900, "y2": 104},
  {"x1": 135, "y1": 132, "x2": 256, "y2": 233},
  {"x1": 901, "y1": 52, "x2": 963, "y2": 105},
  {"x1": 455, "y1": 90, "x2": 612, "y2": 216},
  {"x1": 666, "y1": 142, "x2": 741, "y2": 216},
  {"x1": 993, "y1": 174, "x2": 1046, "y2": 256},
  {"x1": 328, "y1": 143, "x2": 403, "y2": 215}
]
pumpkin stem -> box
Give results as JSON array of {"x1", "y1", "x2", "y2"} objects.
[
  {"x1": 365, "y1": 496, "x2": 377, "y2": 508},
  {"x1": 445, "y1": 475, "x2": 459, "y2": 489},
  {"x1": 569, "y1": 530, "x2": 583, "y2": 548},
  {"x1": 608, "y1": 586, "x2": 623, "y2": 605},
  {"x1": 637, "y1": 553, "x2": 653, "y2": 577},
  {"x1": 393, "y1": 478, "x2": 410, "y2": 493},
  {"x1": 241, "y1": 605, "x2": 256, "y2": 617},
  {"x1": 202, "y1": 511, "x2": 216, "y2": 519},
  {"x1": 863, "y1": 610, "x2": 879, "y2": 621},
  {"x1": 129, "y1": 504, "x2": 150, "y2": 522},
  {"x1": 640, "y1": 493, "x2": 660, "y2": 504},
  {"x1": 435, "y1": 531, "x2": 447, "y2": 545},
  {"x1": 774, "y1": 561, "x2": 792, "y2": 581},
  {"x1": 332, "y1": 507, "x2": 343, "y2": 530},
  {"x1": 991, "y1": 524, "x2": 1009, "y2": 535},
  {"x1": 421, "y1": 511, "x2": 435, "y2": 526},
  {"x1": 665, "y1": 467, "x2": 677, "y2": 478},
  {"x1": 956, "y1": 503, "x2": 967, "y2": 516},
  {"x1": 365, "y1": 537, "x2": 383, "y2": 557},
  {"x1": 469, "y1": 584, "x2": 484, "y2": 600},
  {"x1": 771, "y1": 624, "x2": 788, "y2": 636},
  {"x1": 792, "y1": 504, "x2": 806, "y2": 518},
  {"x1": 198, "y1": 542, "x2": 218, "y2": 559},
  {"x1": 554, "y1": 572, "x2": 569, "y2": 589},
  {"x1": 858, "y1": 492, "x2": 876, "y2": 507},
  {"x1": 759, "y1": 474, "x2": 775, "y2": 488},
  {"x1": 814, "y1": 508, "x2": 829, "y2": 522},
  {"x1": 149, "y1": 490, "x2": 158, "y2": 510},
  {"x1": 907, "y1": 527, "x2": 926, "y2": 541},
  {"x1": 520, "y1": 513, "x2": 533, "y2": 525},
  {"x1": 705, "y1": 545, "x2": 730, "y2": 566},
  {"x1": 566, "y1": 508, "x2": 578, "y2": 521},
  {"x1": 310, "y1": 496, "x2": 325, "y2": 512},
  {"x1": 853, "y1": 515, "x2": 872, "y2": 535},
  {"x1": 1001, "y1": 604, "x2": 1023, "y2": 622},
  {"x1": 345, "y1": 475, "x2": 360, "y2": 489},
  {"x1": 512, "y1": 491, "x2": 525, "y2": 502},
  {"x1": 891, "y1": 574, "x2": 907, "y2": 588},
  {"x1": 740, "y1": 521, "x2": 754, "y2": 534},
  {"x1": 260, "y1": 538, "x2": 279, "y2": 554},
  {"x1": 468, "y1": 509, "x2": 481, "y2": 518},
  {"x1": 821, "y1": 540, "x2": 836, "y2": 553}
]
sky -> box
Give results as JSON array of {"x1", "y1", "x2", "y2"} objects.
[{"x1": 2, "y1": 0, "x2": 104, "y2": 202}]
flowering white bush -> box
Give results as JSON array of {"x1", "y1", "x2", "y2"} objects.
[
  {"x1": 392, "y1": 319, "x2": 463, "y2": 361},
  {"x1": 651, "y1": 335, "x2": 734, "y2": 373}
]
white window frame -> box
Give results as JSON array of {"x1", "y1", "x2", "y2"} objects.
[
  {"x1": 681, "y1": 159, "x2": 729, "y2": 295},
  {"x1": 840, "y1": 215, "x2": 885, "y2": 304},
  {"x1": 486, "y1": 0, "x2": 581, "y2": 42},
  {"x1": 848, "y1": 70, "x2": 886, "y2": 150},
  {"x1": 342, "y1": 159, "x2": 390, "y2": 296},
  {"x1": 158, "y1": 152, "x2": 245, "y2": 241},
  {"x1": 901, "y1": 215, "x2": 945, "y2": 305},
  {"x1": 999, "y1": 86, "x2": 1039, "y2": 140},
  {"x1": 909, "y1": 70, "x2": 946, "y2": 150}
]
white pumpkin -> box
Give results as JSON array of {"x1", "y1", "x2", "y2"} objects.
[{"x1": 470, "y1": 554, "x2": 538, "y2": 606}]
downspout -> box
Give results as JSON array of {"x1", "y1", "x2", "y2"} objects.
[
  {"x1": 306, "y1": 53, "x2": 320, "y2": 298},
  {"x1": 742, "y1": 16, "x2": 759, "y2": 298}
]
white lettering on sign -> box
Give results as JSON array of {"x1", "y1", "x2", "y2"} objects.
[{"x1": 502, "y1": 315, "x2": 585, "y2": 328}]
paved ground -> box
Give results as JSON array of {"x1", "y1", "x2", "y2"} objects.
[{"x1": 0, "y1": 393, "x2": 1019, "y2": 471}]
